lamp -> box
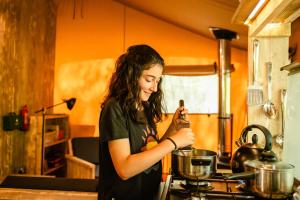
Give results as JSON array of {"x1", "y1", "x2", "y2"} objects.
[
  {"x1": 35, "y1": 97, "x2": 76, "y2": 174},
  {"x1": 35, "y1": 98, "x2": 76, "y2": 114}
]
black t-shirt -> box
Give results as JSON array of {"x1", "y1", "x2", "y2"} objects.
[{"x1": 98, "y1": 98, "x2": 162, "y2": 200}]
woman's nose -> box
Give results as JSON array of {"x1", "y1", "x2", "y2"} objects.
[{"x1": 151, "y1": 82, "x2": 158, "y2": 92}]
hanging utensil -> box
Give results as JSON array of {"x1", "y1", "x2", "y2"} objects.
[
  {"x1": 263, "y1": 62, "x2": 277, "y2": 119},
  {"x1": 276, "y1": 89, "x2": 287, "y2": 146},
  {"x1": 248, "y1": 39, "x2": 264, "y2": 106}
]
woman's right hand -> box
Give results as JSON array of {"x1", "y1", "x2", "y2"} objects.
[
  {"x1": 169, "y1": 128, "x2": 195, "y2": 149},
  {"x1": 172, "y1": 107, "x2": 190, "y2": 130}
]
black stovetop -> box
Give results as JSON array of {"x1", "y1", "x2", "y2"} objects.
[{"x1": 162, "y1": 174, "x2": 293, "y2": 200}]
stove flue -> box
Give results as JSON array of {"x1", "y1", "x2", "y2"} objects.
[{"x1": 209, "y1": 27, "x2": 238, "y2": 167}]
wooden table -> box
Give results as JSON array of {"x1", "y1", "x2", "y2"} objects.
[
  {"x1": 0, "y1": 188, "x2": 97, "y2": 200},
  {"x1": 0, "y1": 175, "x2": 98, "y2": 200}
]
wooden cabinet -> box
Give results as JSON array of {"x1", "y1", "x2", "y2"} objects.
[
  {"x1": 25, "y1": 114, "x2": 69, "y2": 177},
  {"x1": 42, "y1": 114, "x2": 69, "y2": 176}
]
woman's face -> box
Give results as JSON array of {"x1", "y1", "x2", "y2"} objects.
[{"x1": 138, "y1": 64, "x2": 163, "y2": 102}]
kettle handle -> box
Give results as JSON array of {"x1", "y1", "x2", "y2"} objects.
[{"x1": 240, "y1": 124, "x2": 273, "y2": 151}]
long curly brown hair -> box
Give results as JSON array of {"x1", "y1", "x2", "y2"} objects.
[{"x1": 101, "y1": 44, "x2": 166, "y2": 125}]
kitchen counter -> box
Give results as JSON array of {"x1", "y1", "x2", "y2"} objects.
[
  {"x1": 0, "y1": 175, "x2": 98, "y2": 200},
  {"x1": 0, "y1": 175, "x2": 98, "y2": 191},
  {"x1": 0, "y1": 188, "x2": 97, "y2": 200},
  {"x1": 0, "y1": 175, "x2": 170, "y2": 200}
]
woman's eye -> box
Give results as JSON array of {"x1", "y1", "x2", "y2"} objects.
[{"x1": 146, "y1": 79, "x2": 152, "y2": 83}]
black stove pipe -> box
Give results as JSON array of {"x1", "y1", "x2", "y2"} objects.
[{"x1": 210, "y1": 27, "x2": 238, "y2": 167}]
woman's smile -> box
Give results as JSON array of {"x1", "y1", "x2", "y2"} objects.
[{"x1": 138, "y1": 64, "x2": 163, "y2": 101}]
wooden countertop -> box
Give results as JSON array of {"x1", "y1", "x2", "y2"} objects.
[
  {"x1": 0, "y1": 175, "x2": 98, "y2": 200},
  {"x1": 0, "y1": 188, "x2": 97, "y2": 200}
]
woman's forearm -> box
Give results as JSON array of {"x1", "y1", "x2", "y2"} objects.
[{"x1": 109, "y1": 138, "x2": 175, "y2": 180}]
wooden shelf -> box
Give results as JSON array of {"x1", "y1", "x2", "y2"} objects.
[
  {"x1": 44, "y1": 138, "x2": 68, "y2": 148},
  {"x1": 26, "y1": 114, "x2": 69, "y2": 177},
  {"x1": 41, "y1": 114, "x2": 69, "y2": 177},
  {"x1": 281, "y1": 61, "x2": 300, "y2": 75},
  {"x1": 44, "y1": 163, "x2": 65, "y2": 175}
]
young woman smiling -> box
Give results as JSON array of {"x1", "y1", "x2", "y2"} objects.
[{"x1": 99, "y1": 44, "x2": 195, "y2": 200}]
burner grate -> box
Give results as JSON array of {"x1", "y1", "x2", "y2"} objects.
[
  {"x1": 169, "y1": 177, "x2": 256, "y2": 200},
  {"x1": 180, "y1": 182, "x2": 214, "y2": 193}
]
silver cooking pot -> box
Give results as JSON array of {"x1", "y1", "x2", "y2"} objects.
[
  {"x1": 172, "y1": 149, "x2": 217, "y2": 180},
  {"x1": 245, "y1": 159, "x2": 294, "y2": 199},
  {"x1": 227, "y1": 157, "x2": 295, "y2": 199}
]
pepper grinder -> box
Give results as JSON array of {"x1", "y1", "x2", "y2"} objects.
[
  {"x1": 176, "y1": 99, "x2": 190, "y2": 129},
  {"x1": 177, "y1": 99, "x2": 192, "y2": 150},
  {"x1": 179, "y1": 99, "x2": 186, "y2": 120}
]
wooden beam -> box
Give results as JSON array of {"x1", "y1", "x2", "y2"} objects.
[
  {"x1": 231, "y1": 0, "x2": 260, "y2": 24},
  {"x1": 284, "y1": 7, "x2": 300, "y2": 23},
  {"x1": 249, "y1": 0, "x2": 295, "y2": 36},
  {"x1": 164, "y1": 63, "x2": 217, "y2": 76},
  {"x1": 257, "y1": 23, "x2": 291, "y2": 37}
]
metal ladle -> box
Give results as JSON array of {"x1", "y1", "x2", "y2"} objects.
[
  {"x1": 263, "y1": 62, "x2": 277, "y2": 119},
  {"x1": 276, "y1": 89, "x2": 286, "y2": 146}
]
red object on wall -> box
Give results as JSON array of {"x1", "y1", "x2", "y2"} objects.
[{"x1": 20, "y1": 105, "x2": 30, "y2": 131}]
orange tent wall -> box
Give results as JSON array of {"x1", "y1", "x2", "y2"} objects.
[{"x1": 54, "y1": 1, "x2": 247, "y2": 173}]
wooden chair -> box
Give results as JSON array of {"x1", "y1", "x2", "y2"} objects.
[{"x1": 65, "y1": 137, "x2": 99, "y2": 179}]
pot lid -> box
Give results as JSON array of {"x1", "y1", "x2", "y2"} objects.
[{"x1": 245, "y1": 160, "x2": 294, "y2": 171}]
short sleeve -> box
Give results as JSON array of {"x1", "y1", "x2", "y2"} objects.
[{"x1": 99, "y1": 99, "x2": 129, "y2": 141}]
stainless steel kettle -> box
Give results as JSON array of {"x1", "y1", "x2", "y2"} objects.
[{"x1": 231, "y1": 124, "x2": 277, "y2": 173}]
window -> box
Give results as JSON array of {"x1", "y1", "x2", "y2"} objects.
[{"x1": 161, "y1": 74, "x2": 218, "y2": 114}]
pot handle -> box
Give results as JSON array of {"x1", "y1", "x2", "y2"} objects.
[
  {"x1": 224, "y1": 171, "x2": 255, "y2": 180},
  {"x1": 191, "y1": 159, "x2": 211, "y2": 166}
]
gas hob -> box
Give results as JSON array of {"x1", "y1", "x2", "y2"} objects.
[{"x1": 159, "y1": 174, "x2": 293, "y2": 200}]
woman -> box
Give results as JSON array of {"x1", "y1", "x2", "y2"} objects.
[{"x1": 99, "y1": 44, "x2": 194, "y2": 200}]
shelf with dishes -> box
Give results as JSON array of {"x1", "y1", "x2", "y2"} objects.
[
  {"x1": 41, "y1": 114, "x2": 69, "y2": 176},
  {"x1": 44, "y1": 127, "x2": 68, "y2": 148}
]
